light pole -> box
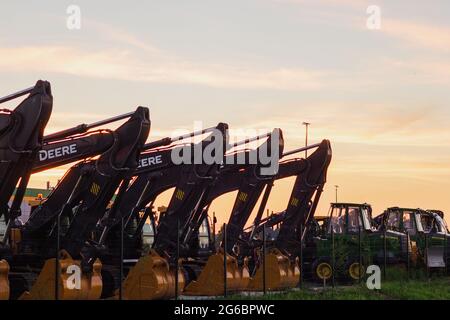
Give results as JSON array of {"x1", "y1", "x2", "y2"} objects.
[
  {"x1": 335, "y1": 185, "x2": 339, "y2": 203},
  {"x1": 302, "y1": 122, "x2": 310, "y2": 157}
]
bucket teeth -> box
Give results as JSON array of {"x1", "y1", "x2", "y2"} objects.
[
  {"x1": 19, "y1": 250, "x2": 102, "y2": 300},
  {"x1": 183, "y1": 253, "x2": 250, "y2": 296},
  {"x1": 121, "y1": 250, "x2": 184, "y2": 300},
  {"x1": 247, "y1": 250, "x2": 299, "y2": 291},
  {"x1": 0, "y1": 260, "x2": 9, "y2": 300}
]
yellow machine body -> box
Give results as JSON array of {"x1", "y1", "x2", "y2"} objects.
[
  {"x1": 247, "y1": 250, "x2": 299, "y2": 291},
  {"x1": 20, "y1": 251, "x2": 102, "y2": 300},
  {"x1": 183, "y1": 253, "x2": 250, "y2": 296},
  {"x1": 121, "y1": 250, "x2": 185, "y2": 300},
  {"x1": 0, "y1": 260, "x2": 9, "y2": 300}
]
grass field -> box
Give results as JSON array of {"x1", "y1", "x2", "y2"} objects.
[{"x1": 230, "y1": 269, "x2": 450, "y2": 300}]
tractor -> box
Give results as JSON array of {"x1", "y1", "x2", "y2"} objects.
[
  {"x1": 306, "y1": 203, "x2": 406, "y2": 283},
  {"x1": 377, "y1": 207, "x2": 449, "y2": 272}
]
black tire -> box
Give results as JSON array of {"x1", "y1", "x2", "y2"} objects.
[
  {"x1": 311, "y1": 258, "x2": 333, "y2": 283},
  {"x1": 343, "y1": 259, "x2": 364, "y2": 282}
]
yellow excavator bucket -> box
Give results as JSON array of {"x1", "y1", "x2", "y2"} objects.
[
  {"x1": 247, "y1": 250, "x2": 299, "y2": 291},
  {"x1": 20, "y1": 250, "x2": 102, "y2": 300},
  {"x1": 0, "y1": 260, "x2": 9, "y2": 300},
  {"x1": 183, "y1": 253, "x2": 250, "y2": 296},
  {"x1": 121, "y1": 250, "x2": 185, "y2": 300}
]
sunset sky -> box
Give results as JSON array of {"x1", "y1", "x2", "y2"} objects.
[{"x1": 1, "y1": 0, "x2": 449, "y2": 226}]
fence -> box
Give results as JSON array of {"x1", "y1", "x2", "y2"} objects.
[{"x1": 11, "y1": 215, "x2": 450, "y2": 300}]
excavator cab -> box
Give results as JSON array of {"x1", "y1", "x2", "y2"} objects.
[
  {"x1": 198, "y1": 217, "x2": 214, "y2": 252},
  {"x1": 313, "y1": 215, "x2": 329, "y2": 237},
  {"x1": 141, "y1": 208, "x2": 158, "y2": 252}
]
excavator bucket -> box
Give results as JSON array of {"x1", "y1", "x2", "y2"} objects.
[
  {"x1": 121, "y1": 250, "x2": 185, "y2": 300},
  {"x1": 20, "y1": 251, "x2": 102, "y2": 300},
  {"x1": 247, "y1": 250, "x2": 299, "y2": 291},
  {"x1": 0, "y1": 260, "x2": 9, "y2": 300},
  {"x1": 183, "y1": 253, "x2": 250, "y2": 296}
]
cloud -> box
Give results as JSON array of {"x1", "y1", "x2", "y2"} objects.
[
  {"x1": 0, "y1": 45, "x2": 323, "y2": 91},
  {"x1": 382, "y1": 19, "x2": 450, "y2": 52},
  {"x1": 385, "y1": 58, "x2": 450, "y2": 82},
  {"x1": 84, "y1": 19, "x2": 163, "y2": 55},
  {"x1": 274, "y1": 0, "x2": 368, "y2": 9},
  {"x1": 275, "y1": 1, "x2": 450, "y2": 53},
  {"x1": 233, "y1": 102, "x2": 450, "y2": 148}
]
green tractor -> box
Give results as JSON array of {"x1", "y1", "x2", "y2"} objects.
[
  {"x1": 306, "y1": 203, "x2": 374, "y2": 283},
  {"x1": 377, "y1": 207, "x2": 450, "y2": 271},
  {"x1": 306, "y1": 203, "x2": 405, "y2": 283}
]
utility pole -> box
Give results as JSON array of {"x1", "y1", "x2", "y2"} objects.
[
  {"x1": 302, "y1": 122, "x2": 311, "y2": 157},
  {"x1": 335, "y1": 185, "x2": 339, "y2": 203}
]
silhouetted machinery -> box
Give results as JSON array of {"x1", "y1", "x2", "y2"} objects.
[
  {"x1": 181, "y1": 139, "x2": 332, "y2": 294},
  {"x1": 98, "y1": 127, "x2": 280, "y2": 299},
  {"x1": 0, "y1": 82, "x2": 151, "y2": 299},
  {"x1": 12, "y1": 80, "x2": 448, "y2": 300}
]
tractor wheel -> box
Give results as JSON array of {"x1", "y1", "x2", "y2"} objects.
[
  {"x1": 311, "y1": 259, "x2": 333, "y2": 282},
  {"x1": 345, "y1": 260, "x2": 364, "y2": 281}
]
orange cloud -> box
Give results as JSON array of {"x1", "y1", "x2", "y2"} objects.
[{"x1": 0, "y1": 45, "x2": 323, "y2": 91}]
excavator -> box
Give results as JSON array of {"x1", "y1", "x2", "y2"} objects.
[
  {"x1": 183, "y1": 139, "x2": 331, "y2": 290},
  {"x1": 96, "y1": 126, "x2": 284, "y2": 299},
  {"x1": 1, "y1": 103, "x2": 150, "y2": 299},
  {"x1": 93, "y1": 127, "x2": 282, "y2": 299},
  {"x1": 88, "y1": 123, "x2": 231, "y2": 299},
  {"x1": 0, "y1": 82, "x2": 154, "y2": 299},
  {"x1": 0, "y1": 81, "x2": 53, "y2": 300},
  {"x1": 0, "y1": 81, "x2": 332, "y2": 298},
  {"x1": 0, "y1": 81, "x2": 143, "y2": 236},
  {"x1": 181, "y1": 139, "x2": 332, "y2": 294},
  {"x1": 243, "y1": 139, "x2": 332, "y2": 289},
  {"x1": 176, "y1": 129, "x2": 286, "y2": 296},
  {"x1": 117, "y1": 137, "x2": 330, "y2": 296}
]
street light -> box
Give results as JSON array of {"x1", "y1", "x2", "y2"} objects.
[
  {"x1": 335, "y1": 185, "x2": 339, "y2": 203},
  {"x1": 302, "y1": 122, "x2": 311, "y2": 157}
]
